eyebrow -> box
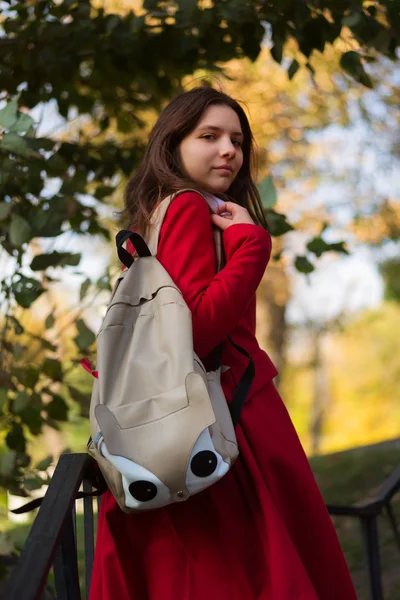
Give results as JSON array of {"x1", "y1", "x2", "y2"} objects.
[{"x1": 197, "y1": 125, "x2": 244, "y2": 138}]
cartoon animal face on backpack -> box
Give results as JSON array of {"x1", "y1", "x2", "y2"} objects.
[{"x1": 90, "y1": 368, "x2": 238, "y2": 512}]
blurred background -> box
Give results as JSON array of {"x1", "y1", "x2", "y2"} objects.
[{"x1": 0, "y1": 0, "x2": 399, "y2": 597}]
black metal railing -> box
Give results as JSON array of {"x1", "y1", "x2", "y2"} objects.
[
  {"x1": 4, "y1": 453, "x2": 400, "y2": 600},
  {"x1": 4, "y1": 453, "x2": 101, "y2": 600},
  {"x1": 327, "y1": 463, "x2": 400, "y2": 600}
]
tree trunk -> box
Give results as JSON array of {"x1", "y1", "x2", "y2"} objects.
[
  {"x1": 310, "y1": 329, "x2": 331, "y2": 454},
  {"x1": 256, "y1": 238, "x2": 290, "y2": 385}
]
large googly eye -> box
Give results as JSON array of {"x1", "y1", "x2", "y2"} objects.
[
  {"x1": 186, "y1": 428, "x2": 229, "y2": 495},
  {"x1": 129, "y1": 480, "x2": 158, "y2": 502},
  {"x1": 191, "y1": 450, "x2": 218, "y2": 477},
  {"x1": 100, "y1": 441, "x2": 171, "y2": 510}
]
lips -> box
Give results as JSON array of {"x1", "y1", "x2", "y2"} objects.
[{"x1": 214, "y1": 165, "x2": 233, "y2": 173}]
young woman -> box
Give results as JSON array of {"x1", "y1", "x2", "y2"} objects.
[{"x1": 89, "y1": 87, "x2": 357, "y2": 600}]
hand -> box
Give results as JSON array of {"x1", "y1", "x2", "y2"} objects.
[{"x1": 210, "y1": 202, "x2": 255, "y2": 231}]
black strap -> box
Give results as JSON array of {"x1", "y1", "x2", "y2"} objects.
[
  {"x1": 11, "y1": 466, "x2": 108, "y2": 515},
  {"x1": 228, "y1": 336, "x2": 255, "y2": 427},
  {"x1": 214, "y1": 344, "x2": 222, "y2": 371},
  {"x1": 213, "y1": 225, "x2": 225, "y2": 372},
  {"x1": 116, "y1": 230, "x2": 152, "y2": 268}
]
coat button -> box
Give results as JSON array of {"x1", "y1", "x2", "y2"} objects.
[{"x1": 177, "y1": 491, "x2": 184, "y2": 499}]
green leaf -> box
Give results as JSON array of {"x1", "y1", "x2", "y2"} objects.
[
  {"x1": 9, "y1": 112, "x2": 35, "y2": 134},
  {"x1": 17, "y1": 453, "x2": 31, "y2": 469},
  {"x1": 42, "y1": 358, "x2": 63, "y2": 381},
  {"x1": 96, "y1": 273, "x2": 112, "y2": 291},
  {"x1": 0, "y1": 389, "x2": 8, "y2": 412},
  {"x1": 0, "y1": 133, "x2": 31, "y2": 157},
  {"x1": 44, "y1": 417, "x2": 61, "y2": 431},
  {"x1": 20, "y1": 406, "x2": 43, "y2": 435},
  {"x1": 105, "y1": 14, "x2": 121, "y2": 34},
  {"x1": 0, "y1": 97, "x2": 18, "y2": 129},
  {"x1": 179, "y1": 0, "x2": 198, "y2": 20},
  {"x1": 340, "y1": 51, "x2": 373, "y2": 88},
  {"x1": 35, "y1": 455, "x2": 53, "y2": 471},
  {"x1": 6, "y1": 422, "x2": 26, "y2": 453},
  {"x1": 9, "y1": 214, "x2": 33, "y2": 246},
  {"x1": 270, "y1": 37, "x2": 283, "y2": 63},
  {"x1": 68, "y1": 385, "x2": 91, "y2": 418},
  {"x1": 95, "y1": 185, "x2": 114, "y2": 199},
  {"x1": 0, "y1": 451, "x2": 17, "y2": 477},
  {"x1": 30, "y1": 251, "x2": 81, "y2": 271},
  {"x1": 30, "y1": 334, "x2": 56, "y2": 352},
  {"x1": 259, "y1": 175, "x2": 278, "y2": 209},
  {"x1": 306, "y1": 237, "x2": 329, "y2": 257},
  {"x1": 295, "y1": 255, "x2": 315, "y2": 274},
  {"x1": 0, "y1": 202, "x2": 12, "y2": 221},
  {"x1": 288, "y1": 59, "x2": 300, "y2": 80},
  {"x1": 24, "y1": 476, "x2": 45, "y2": 491},
  {"x1": 143, "y1": 0, "x2": 160, "y2": 9},
  {"x1": 328, "y1": 242, "x2": 349, "y2": 255},
  {"x1": 45, "y1": 313, "x2": 55, "y2": 329},
  {"x1": 80, "y1": 278, "x2": 91, "y2": 301},
  {"x1": 265, "y1": 209, "x2": 294, "y2": 236},
  {"x1": 342, "y1": 12, "x2": 362, "y2": 27},
  {"x1": 45, "y1": 153, "x2": 68, "y2": 176},
  {"x1": 19, "y1": 368, "x2": 40, "y2": 389},
  {"x1": 13, "y1": 391, "x2": 31, "y2": 414},
  {"x1": 9, "y1": 315, "x2": 24, "y2": 335},
  {"x1": 12, "y1": 276, "x2": 44, "y2": 308},
  {"x1": 30, "y1": 203, "x2": 66, "y2": 238},
  {"x1": 74, "y1": 319, "x2": 96, "y2": 350},
  {"x1": 379, "y1": 258, "x2": 400, "y2": 301},
  {"x1": 46, "y1": 395, "x2": 68, "y2": 421},
  {"x1": 306, "y1": 237, "x2": 349, "y2": 257}
]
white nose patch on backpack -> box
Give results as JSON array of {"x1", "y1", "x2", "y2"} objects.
[{"x1": 100, "y1": 427, "x2": 229, "y2": 510}]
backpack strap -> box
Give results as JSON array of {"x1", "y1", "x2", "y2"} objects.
[
  {"x1": 146, "y1": 189, "x2": 224, "y2": 272},
  {"x1": 227, "y1": 337, "x2": 255, "y2": 427},
  {"x1": 134, "y1": 189, "x2": 254, "y2": 425}
]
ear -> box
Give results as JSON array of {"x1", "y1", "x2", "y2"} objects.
[
  {"x1": 185, "y1": 371, "x2": 213, "y2": 408},
  {"x1": 95, "y1": 404, "x2": 119, "y2": 448}
]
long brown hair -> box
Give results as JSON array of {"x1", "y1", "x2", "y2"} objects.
[{"x1": 123, "y1": 87, "x2": 268, "y2": 234}]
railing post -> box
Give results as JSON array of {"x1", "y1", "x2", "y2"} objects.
[
  {"x1": 4, "y1": 453, "x2": 92, "y2": 600},
  {"x1": 82, "y1": 479, "x2": 95, "y2": 599},
  {"x1": 53, "y1": 506, "x2": 81, "y2": 600},
  {"x1": 360, "y1": 516, "x2": 383, "y2": 600},
  {"x1": 385, "y1": 502, "x2": 400, "y2": 553}
]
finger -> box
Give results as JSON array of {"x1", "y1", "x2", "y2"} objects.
[
  {"x1": 213, "y1": 203, "x2": 228, "y2": 214},
  {"x1": 214, "y1": 201, "x2": 236, "y2": 215},
  {"x1": 210, "y1": 213, "x2": 230, "y2": 231}
]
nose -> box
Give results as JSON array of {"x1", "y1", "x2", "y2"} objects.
[{"x1": 219, "y1": 137, "x2": 236, "y2": 159}]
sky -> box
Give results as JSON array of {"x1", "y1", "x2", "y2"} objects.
[{"x1": 283, "y1": 117, "x2": 399, "y2": 325}]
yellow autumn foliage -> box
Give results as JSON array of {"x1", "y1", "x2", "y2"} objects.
[{"x1": 281, "y1": 302, "x2": 400, "y2": 454}]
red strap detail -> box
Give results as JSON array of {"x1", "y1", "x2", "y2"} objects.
[{"x1": 81, "y1": 358, "x2": 98, "y2": 378}]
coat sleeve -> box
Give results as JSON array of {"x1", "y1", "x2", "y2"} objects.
[{"x1": 156, "y1": 191, "x2": 271, "y2": 357}]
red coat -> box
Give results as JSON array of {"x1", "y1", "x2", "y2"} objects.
[{"x1": 90, "y1": 192, "x2": 357, "y2": 600}]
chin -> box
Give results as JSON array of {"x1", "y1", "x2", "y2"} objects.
[{"x1": 206, "y1": 181, "x2": 232, "y2": 194}]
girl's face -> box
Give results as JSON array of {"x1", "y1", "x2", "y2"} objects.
[{"x1": 178, "y1": 104, "x2": 244, "y2": 194}]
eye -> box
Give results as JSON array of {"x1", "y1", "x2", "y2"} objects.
[
  {"x1": 100, "y1": 440, "x2": 172, "y2": 510},
  {"x1": 201, "y1": 134, "x2": 216, "y2": 140},
  {"x1": 129, "y1": 480, "x2": 158, "y2": 502},
  {"x1": 185, "y1": 428, "x2": 229, "y2": 495},
  {"x1": 232, "y1": 139, "x2": 242, "y2": 147},
  {"x1": 191, "y1": 450, "x2": 218, "y2": 477}
]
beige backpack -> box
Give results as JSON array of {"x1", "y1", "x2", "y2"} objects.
[{"x1": 88, "y1": 191, "x2": 254, "y2": 513}]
